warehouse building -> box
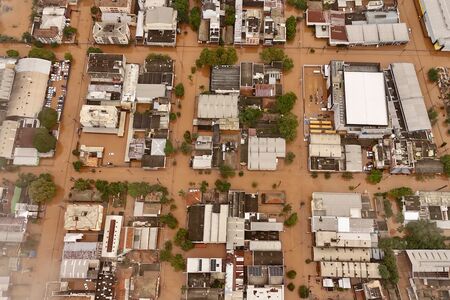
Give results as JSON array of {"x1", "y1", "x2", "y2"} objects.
[{"x1": 415, "y1": 0, "x2": 450, "y2": 51}]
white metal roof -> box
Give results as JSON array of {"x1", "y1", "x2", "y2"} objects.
[
  {"x1": 150, "y1": 138, "x2": 166, "y2": 156},
  {"x1": 136, "y1": 84, "x2": 166, "y2": 102},
  {"x1": 406, "y1": 250, "x2": 450, "y2": 274},
  {"x1": 250, "y1": 222, "x2": 283, "y2": 231},
  {"x1": 344, "y1": 71, "x2": 388, "y2": 126},
  {"x1": 246, "y1": 285, "x2": 284, "y2": 300},
  {"x1": 420, "y1": 0, "x2": 450, "y2": 50},
  {"x1": 249, "y1": 240, "x2": 282, "y2": 251},
  {"x1": 247, "y1": 137, "x2": 286, "y2": 171},
  {"x1": 0, "y1": 121, "x2": 19, "y2": 159},
  {"x1": 197, "y1": 94, "x2": 239, "y2": 119},
  {"x1": 187, "y1": 258, "x2": 223, "y2": 273},
  {"x1": 390, "y1": 63, "x2": 431, "y2": 131},
  {"x1": 13, "y1": 148, "x2": 39, "y2": 166},
  {"x1": 192, "y1": 155, "x2": 212, "y2": 169}
]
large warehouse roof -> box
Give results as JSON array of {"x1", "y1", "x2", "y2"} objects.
[
  {"x1": 390, "y1": 63, "x2": 431, "y2": 131},
  {"x1": 7, "y1": 58, "x2": 51, "y2": 119},
  {"x1": 344, "y1": 71, "x2": 388, "y2": 126},
  {"x1": 197, "y1": 94, "x2": 238, "y2": 119}
]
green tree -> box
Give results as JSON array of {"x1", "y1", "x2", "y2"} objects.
[
  {"x1": 174, "y1": 83, "x2": 185, "y2": 97},
  {"x1": 38, "y1": 107, "x2": 58, "y2": 129},
  {"x1": 428, "y1": 108, "x2": 438, "y2": 125},
  {"x1": 298, "y1": 285, "x2": 309, "y2": 298},
  {"x1": 285, "y1": 152, "x2": 295, "y2": 164},
  {"x1": 189, "y1": 7, "x2": 201, "y2": 31},
  {"x1": 64, "y1": 52, "x2": 73, "y2": 62},
  {"x1": 286, "y1": 16, "x2": 297, "y2": 41},
  {"x1": 287, "y1": 283, "x2": 295, "y2": 291},
  {"x1": 28, "y1": 48, "x2": 56, "y2": 61},
  {"x1": 215, "y1": 179, "x2": 231, "y2": 192},
  {"x1": 441, "y1": 155, "x2": 450, "y2": 176},
  {"x1": 160, "y1": 213, "x2": 179, "y2": 229},
  {"x1": 6, "y1": 50, "x2": 19, "y2": 57},
  {"x1": 260, "y1": 48, "x2": 293, "y2": 72},
  {"x1": 286, "y1": 270, "x2": 297, "y2": 279},
  {"x1": 170, "y1": 254, "x2": 186, "y2": 271},
  {"x1": 427, "y1": 68, "x2": 439, "y2": 82},
  {"x1": 196, "y1": 47, "x2": 238, "y2": 68},
  {"x1": 172, "y1": 0, "x2": 190, "y2": 23},
  {"x1": 63, "y1": 26, "x2": 77, "y2": 38},
  {"x1": 404, "y1": 220, "x2": 446, "y2": 249},
  {"x1": 200, "y1": 180, "x2": 209, "y2": 193},
  {"x1": 388, "y1": 187, "x2": 413, "y2": 199},
  {"x1": 15, "y1": 173, "x2": 37, "y2": 188},
  {"x1": 183, "y1": 131, "x2": 192, "y2": 143},
  {"x1": 33, "y1": 128, "x2": 56, "y2": 153},
  {"x1": 239, "y1": 108, "x2": 262, "y2": 127},
  {"x1": 219, "y1": 164, "x2": 235, "y2": 178},
  {"x1": 127, "y1": 182, "x2": 150, "y2": 198},
  {"x1": 284, "y1": 213, "x2": 298, "y2": 227},
  {"x1": 87, "y1": 47, "x2": 103, "y2": 55},
  {"x1": 287, "y1": 0, "x2": 307, "y2": 10},
  {"x1": 108, "y1": 182, "x2": 127, "y2": 197},
  {"x1": 174, "y1": 228, "x2": 194, "y2": 251},
  {"x1": 164, "y1": 140, "x2": 176, "y2": 155},
  {"x1": 276, "y1": 92, "x2": 297, "y2": 114},
  {"x1": 74, "y1": 178, "x2": 91, "y2": 191},
  {"x1": 277, "y1": 113, "x2": 298, "y2": 142},
  {"x1": 90, "y1": 6, "x2": 99, "y2": 15},
  {"x1": 180, "y1": 142, "x2": 192, "y2": 155},
  {"x1": 160, "y1": 249, "x2": 172, "y2": 261},
  {"x1": 378, "y1": 264, "x2": 390, "y2": 280},
  {"x1": 225, "y1": 5, "x2": 235, "y2": 26},
  {"x1": 367, "y1": 169, "x2": 383, "y2": 184},
  {"x1": 72, "y1": 160, "x2": 83, "y2": 172},
  {"x1": 28, "y1": 176, "x2": 57, "y2": 204},
  {"x1": 22, "y1": 32, "x2": 32, "y2": 43}
]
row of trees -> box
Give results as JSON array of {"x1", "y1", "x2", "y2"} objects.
[
  {"x1": 196, "y1": 47, "x2": 238, "y2": 68},
  {"x1": 260, "y1": 48, "x2": 294, "y2": 72}
]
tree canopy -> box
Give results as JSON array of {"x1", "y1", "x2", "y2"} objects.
[
  {"x1": 174, "y1": 228, "x2": 194, "y2": 251},
  {"x1": 172, "y1": 0, "x2": 190, "y2": 23},
  {"x1": 63, "y1": 26, "x2": 77, "y2": 37},
  {"x1": 189, "y1": 7, "x2": 201, "y2": 31},
  {"x1": 174, "y1": 83, "x2": 185, "y2": 97},
  {"x1": 73, "y1": 178, "x2": 91, "y2": 191},
  {"x1": 38, "y1": 107, "x2": 58, "y2": 129},
  {"x1": 284, "y1": 213, "x2": 298, "y2": 227},
  {"x1": 441, "y1": 154, "x2": 450, "y2": 177},
  {"x1": 276, "y1": 92, "x2": 297, "y2": 114},
  {"x1": 239, "y1": 107, "x2": 262, "y2": 127},
  {"x1": 225, "y1": 5, "x2": 236, "y2": 26},
  {"x1": 28, "y1": 48, "x2": 55, "y2": 61},
  {"x1": 33, "y1": 128, "x2": 56, "y2": 153},
  {"x1": 298, "y1": 285, "x2": 309, "y2": 298},
  {"x1": 277, "y1": 113, "x2": 298, "y2": 142},
  {"x1": 164, "y1": 139, "x2": 176, "y2": 155},
  {"x1": 404, "y1": 220, "x2": 446, "y2": 249},
  {"x1": 379, "y1": 248, "x2": 399, "y2": 284},
  {"x1": 6, "y1": 50, "x2": 19, "y2": 58},
  {"x1": 286, "y1": 16, "x2": 297, "y2": 41},
  {"x1": 64, "y1": 52, "x2": 73, "y2": 62},
  {"x1": 215, "y1": 179, "x2": 231, "y2": 192},
  {"x1": 260, "y1": 48, "x2": 294, "y2": 72},
  {"x1": 170, "y1": 254, "x2": 186, "y2": 271},
  {"x1": 427, "y1": 68, "x2": 439, "y2": 82},
  {"x1": 15, "y1": 173, "x2": 37, "y2": 188},
  {"x1": 287, "y1": 0, "x2": 307, "y2": 10},
  {"x1": 388, "y1": 187, "x2": 413, "y2": 199},
  {"x1": 367, "y1": 169, "x2": 383, "y2": 184},
  {"x1": 196, "y1": 47, "x2": 238, "y2": 68},
  {"x1": 160, "y1": 213, "x2": 178, "y2": 229},
  {"x1": 28, "y1": 175, "x2": 57, "y2": 204}
]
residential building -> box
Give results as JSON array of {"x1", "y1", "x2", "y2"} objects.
[
  {"x1": 64, "y1": 204, "x2": 104, "y2": 231},
  {"x1": 415, "y1": 0, "x2": 450, "y2": 51},
  {"x1": 198, "y1": 0, "x2": 221, "y2": 43},
  {"x1": 79, "y1": 105, "x2": 119, "y2": 131},
  {"x1": 186, "y1": 258, "x2": 226, "y2": 299},
  {"x1": 87, "y1": 53, "x2": 126, "y2": 83},
  {"x1": 93, "y1": 22, "x2": 130, "y2": 44},
  {"x1": 0, "y1": 216, "x2": 27, "y2": 243},
  {"x1": 32, "y1": 7, "x2": 66, "y2": 44},
  {"x1": 144, "y1": 7, "x2": 177, "y2": 46},
  {"x1": 95, "y1": 0, "x2": 133, "y2": 13},
  {"x1": 0, "y1": 57, "x2": 17, "y2": 120}
]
